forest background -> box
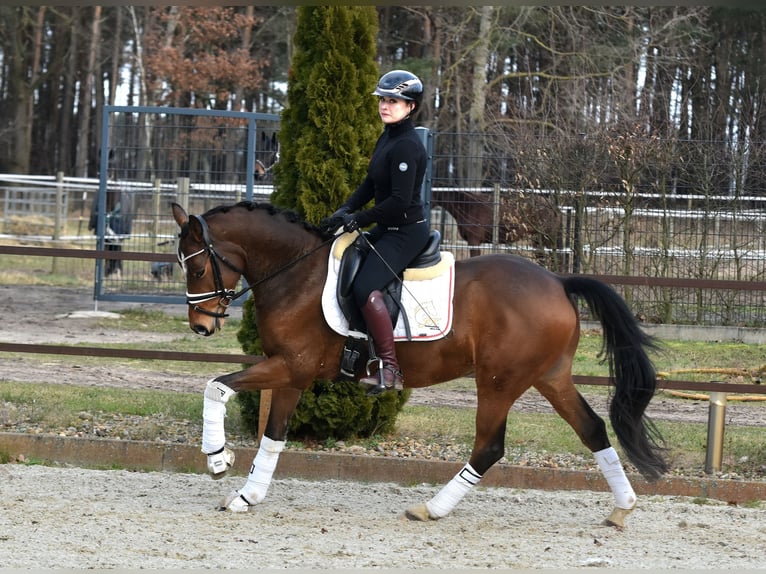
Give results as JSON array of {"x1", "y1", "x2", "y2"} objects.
[{"x1": 1, "y1": 5, "x2": 765, "y2": 193}]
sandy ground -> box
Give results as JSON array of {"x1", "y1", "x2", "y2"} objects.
[
  {"x1": 1, "y1": 285, "x2": 766, "y2": 569},
  {"x1": 1, "y1": 463, "x2": 765, "y2": 569}
]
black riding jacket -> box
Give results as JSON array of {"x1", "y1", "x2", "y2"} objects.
[{"x1": 341, "y1": 118, "x2": 426, "y2": 227}]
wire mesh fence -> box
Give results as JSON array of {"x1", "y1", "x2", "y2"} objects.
[{"x1": 1, "y1": 119, "x2": 764, "y2": 326}]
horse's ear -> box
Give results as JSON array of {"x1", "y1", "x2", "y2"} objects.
[
  {"x1": 187, "y1": 214, "x2": 205, "y2": 243},
  {"x1": 171, "y1": 202, "x2": 188, "y2": 227}
]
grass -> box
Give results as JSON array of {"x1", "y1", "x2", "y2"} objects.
[
  {"x1": 1, "y1": 303, "x2": 765, "y2": 478},
  {"x1": 2, "y1": 378, "x2": 764, "y2": 479},
  {"x1": 392, "y1": 402, "x2": 766, "y2": 477}
]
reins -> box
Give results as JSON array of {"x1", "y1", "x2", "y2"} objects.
[{"x1": 180, "y1": 213, "x2": 334, "y2": 318}]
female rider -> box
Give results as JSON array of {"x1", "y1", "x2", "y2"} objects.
[{"x1": 321, "y1": 70, "x2": 429, "y2": 394}]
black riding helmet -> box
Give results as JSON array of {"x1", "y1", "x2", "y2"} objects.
[{"x1": 373, "y1": 70, "x2": 423, "y2": 112}]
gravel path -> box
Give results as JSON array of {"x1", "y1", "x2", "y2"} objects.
[{"x1": 2, "y1": 463, "x2": 765, "y2": 569}]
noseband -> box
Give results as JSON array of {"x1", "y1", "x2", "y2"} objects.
[{"x1": 178, "y1": 214, "x2": 249, "y2": 319}]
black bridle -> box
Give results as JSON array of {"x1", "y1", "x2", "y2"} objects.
[{"x1": 178, "y1": 213, "x2": 334, "y2": 319}]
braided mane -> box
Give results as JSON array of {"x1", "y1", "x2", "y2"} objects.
[{"x1": 203, "y1": 201, "x2": 324, "y2": 236}]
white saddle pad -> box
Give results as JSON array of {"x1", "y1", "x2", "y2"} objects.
[{"x1": 320, "y1": 232, "x2": 455, "y2": 341}]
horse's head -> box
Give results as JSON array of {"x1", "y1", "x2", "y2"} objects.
[{"x1": 171, "y1": 203, "x2": 245, "y2": 336}]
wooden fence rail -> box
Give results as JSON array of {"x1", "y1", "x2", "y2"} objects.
[
  {"x1": 1, "y1": 342, "x2": 763, "y2": 396},
  {"x1": 3, "y1": 243, "x2": 765, "y2": 472}
]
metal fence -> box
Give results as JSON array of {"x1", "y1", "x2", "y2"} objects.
[
  {"x1": 89, "y1": 106, "x2": 280, "y2": 303},
  {"x1": 1, "y1": 113, "x2": 765, "y2": 326}
]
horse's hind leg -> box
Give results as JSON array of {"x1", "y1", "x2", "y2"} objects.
[
  {"x1": 536, "y1": 377, "x2": 637, "y2": 528},
  {"x1": 405, "y1": 384, "x2": 520, "y2": 522}
]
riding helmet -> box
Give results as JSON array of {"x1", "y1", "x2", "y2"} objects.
[{"x1": 373, "y1": 70, "x2": 423, "y2": 110}]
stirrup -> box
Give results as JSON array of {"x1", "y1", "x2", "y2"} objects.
[
  {"x1": 205, "y1": 446, "x2": 235, "y2": 479},
  {"x1": 360, "y1": 361, "x2": 403, "y2": 396}
]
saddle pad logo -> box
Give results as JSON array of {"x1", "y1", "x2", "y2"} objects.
[{"x1": 399, "y1": 162, "x2": 409, "y2": 172}]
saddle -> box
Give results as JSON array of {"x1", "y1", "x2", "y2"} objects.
[
  {"x1": 335, "y1": 230, "x2": 443, "y2": 378},
  {"x1": 336, "y1": 230, "x2": 442, "y2": 334}
]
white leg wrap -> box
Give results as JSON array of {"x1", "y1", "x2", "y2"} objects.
[
  {"x1": 425, "y1": 463, "x2": 482, "y2": 519},
  {"x1": 594, "y1": 446, "x2": 636, "y2": 510},
  {"x1": 234, "y1": 436, "x2": 285, "y2": 508},
  {"x1": 201, "y1": 379, "x2": 236, "y2": 455}
]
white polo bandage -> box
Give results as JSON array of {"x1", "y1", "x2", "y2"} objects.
[
  {"x1": 201, "y1": 379, "x2": 236, "y2": 454},
  {"x1": 426, "y1": 463, "x2": 482, "y2": 519},
  {"x1": 237, "y1": 436, "x2": 286, "y2": 505},
  {"x1": 594, "y1": 446, "x2": 636, "y2": 510}
]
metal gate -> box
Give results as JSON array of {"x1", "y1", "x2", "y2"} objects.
[{"x1": 93, "y1": 105, "x2": 280, "y2": 304}]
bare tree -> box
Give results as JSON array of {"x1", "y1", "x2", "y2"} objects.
[{"x1": 74, "y1": 6, "x2": 101, "y2": 178}]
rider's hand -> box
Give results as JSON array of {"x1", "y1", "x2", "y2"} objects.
[
  {"x1": 342, "y1": 213, "x2": 360, "y2": 233},
  {"x1": 319, "y1": 208, "x2": 349, "y2": 234}
]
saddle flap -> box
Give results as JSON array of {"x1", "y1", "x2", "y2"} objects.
[{"x1": 336, "y1": 235, "x2": 370, "y2": 299}]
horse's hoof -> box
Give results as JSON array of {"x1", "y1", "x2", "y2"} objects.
[
  {"x1": 604, "y1": 505, "x2": 634, "y2": 529},
  {"x1": 404, "y1": 503, "x2": 433, "y2": 522},
  {"x1": 207, "y1": 447, "x2": 235, "y2": 480},
  {"x1": 217, "y1": 490, "x2": 253, "y2": 513}
]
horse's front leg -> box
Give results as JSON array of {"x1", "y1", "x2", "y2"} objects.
[
  {"x1": 201, "y1": 378, "x2": 238, "y2": 478},
  {"x1": 218, "y1": 386, "x2": 302, "y2": 513},
  {"x1": 200, "y1": 355, "x2": 307, "y2": 512},
  {"x1": 200, "y1": 355, "x2": 280, "y2": 476}
]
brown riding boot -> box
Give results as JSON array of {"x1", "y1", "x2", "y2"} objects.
[{"x1": 358, "y1": 290, "x2": 403, "y2": 395}]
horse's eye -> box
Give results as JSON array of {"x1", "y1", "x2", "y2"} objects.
[{"x1": 193, "y1": 268, "x2": 205, "y2": 280}]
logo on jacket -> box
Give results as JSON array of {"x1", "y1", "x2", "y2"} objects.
[{"x1": 399, "y1": 162, "x2": 409, "y2": 172}]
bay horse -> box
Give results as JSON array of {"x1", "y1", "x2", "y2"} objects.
[
  {"x1": 432, "y1": 189, "x2": 561, "y2": 260},
  {"x1": 171, "y1": 200, "x2": 667, "y2": 527}
]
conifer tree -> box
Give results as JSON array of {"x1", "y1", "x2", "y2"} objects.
[
  {"x1": 237, "y1": 6, "x2": 410, "y2": 441},
  {"x1": 271, "y1": 6, "x2": 380, "y2": 221}
]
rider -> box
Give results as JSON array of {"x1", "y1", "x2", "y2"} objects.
[{"x1": 320, "y1": 70, "x2": 430, "y2": 394}]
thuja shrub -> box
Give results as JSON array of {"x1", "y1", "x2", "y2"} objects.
[{"x1": 236, "y1": 296, "x2": 410, "y2": 441}]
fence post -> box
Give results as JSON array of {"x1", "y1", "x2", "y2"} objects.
[
  {"x1": 151, "y1": 178, "x2": 163, "y2": 251},
  {"x1": 415, "y1": 127, "x2": 432, "y2": 223},
  {"x1": 704, "y1": 389, "x2": 727, "y2": 474},
  {"x1": 51, "y1": 171, "x2": 65, "y2": 274},
  {"x1": 177, "y1": 177, "x2": 190, "y2": 213},
  {"x1": 258, "y1": 390, "x2": 272, "y2": 443},
  {"x1": 492, "y1": 184, "x2": 500, "y2": 250}
]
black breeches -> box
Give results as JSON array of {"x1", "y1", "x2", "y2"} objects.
[{"x1": 352, "y1": 221, "x2": 430, "y2": 307}]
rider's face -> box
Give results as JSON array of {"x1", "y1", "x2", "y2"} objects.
[{"x1": 378, "y1": 97, "x2": 413, "y2": 124}]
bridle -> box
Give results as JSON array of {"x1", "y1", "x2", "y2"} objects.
[
  {"x1": 178, "y1": 214, "x2": 248, "y2": 319},
  {"x1": 178, "y1": 213, "x2": 334, "y2": 319}
]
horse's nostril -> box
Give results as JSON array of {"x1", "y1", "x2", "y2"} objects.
[{"x1": 192, "y1": 324, "x2": 211, "y2": 337}]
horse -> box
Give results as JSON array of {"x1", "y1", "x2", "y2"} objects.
[
  {"x1": 254, "y1": 132, "x2": 279, "y2": 181},
  {"x1": 171, "y1": 200, "x2": 667, "y2": 527},
  {"x1": 431, "y1": 189, "x2": 561, "y2": 261}
]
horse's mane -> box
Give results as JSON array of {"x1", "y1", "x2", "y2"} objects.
[{"x1": 203, "y1": 201, "x2": 330, "y2": 238}]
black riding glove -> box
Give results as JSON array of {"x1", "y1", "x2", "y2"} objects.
[
  {"x1": 319, "y1": 207, "x2": 349, "y2": 234},
  {"x1": 342, "y1": 212, "x2": 360, "y2": 233}
]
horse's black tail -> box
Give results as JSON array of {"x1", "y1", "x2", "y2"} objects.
[{"x1": 562, "y1": 276, "x2": 668, "y2": 481}]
